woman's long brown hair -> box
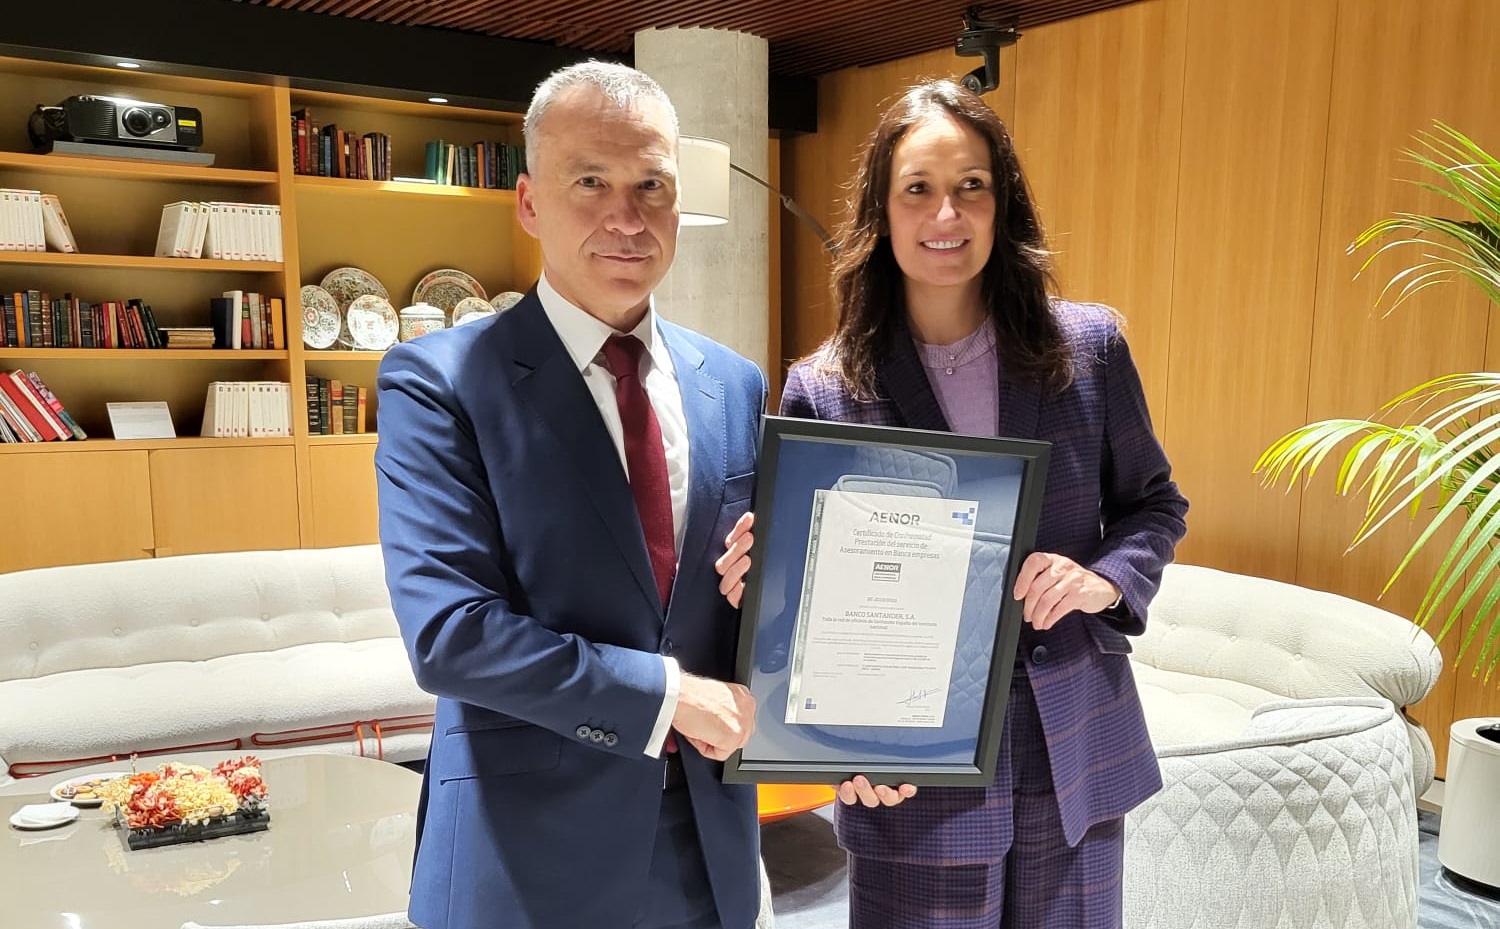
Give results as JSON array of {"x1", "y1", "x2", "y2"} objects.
[{"x1": 823, "y1": 80, "x2": 1070, "y2": 399}]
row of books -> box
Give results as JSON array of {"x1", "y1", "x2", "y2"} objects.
[
  {"x1": 306, "y1": 376, "x2": 368, "y2": 436},
  {"x1": 0, "y1": 369, "x2": 85, "y2": 443},
  {"x1": 291, "y1": 108, "x2": 392, "y2": 181},
  {"x1": 153, "y1": 201, "x2": 284, "y2": 262},
  {"x1": 0, "y1": 189, "x2": 78, "y2": 253},
  {"x1": 425, "y1": 140, "x2": 527, "y2": 190},
  {"x1": 2, "y1": 291, "x2": 164, "y2": 349},
  {"x1": 211, "y1": 291, "x2": 286, "y2": 350},
  {"x1": 0, "y1": 288, "x2": 283, "y2": 350},
  {"x1": 202, "y1": 381, "x2": 294, "y2": 438}
]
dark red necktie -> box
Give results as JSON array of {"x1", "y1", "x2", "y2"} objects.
[{"x1": 601, "y1": 334, "x2": 676, "y2": 612}]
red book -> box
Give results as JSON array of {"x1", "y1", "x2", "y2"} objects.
[{"x1": 0, "y1": 372, "x2": 66, "y2": 440}]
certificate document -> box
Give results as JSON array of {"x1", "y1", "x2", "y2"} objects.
[{"x1": 784, "y1": 489, "x2": 978, "y2": 728}]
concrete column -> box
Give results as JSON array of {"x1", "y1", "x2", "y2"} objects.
[{"x1": 636, "y1": 28, "x2": 769, "y2": 372}]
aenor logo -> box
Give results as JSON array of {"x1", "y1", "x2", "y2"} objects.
[
  {"x1": 872, "y1": 561, "x2": 902, "y2": 583},
  {"x1": 869, "y1": 511, "x2": 921, "y2": 526}
]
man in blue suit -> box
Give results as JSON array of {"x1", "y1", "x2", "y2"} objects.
[{"x1": 375, "y1": 61, "x2": 766, "y2": 929}]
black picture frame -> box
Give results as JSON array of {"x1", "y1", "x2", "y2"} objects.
[{"x1": 723, "y1": 415, "x2": 1051, "y2": 787}]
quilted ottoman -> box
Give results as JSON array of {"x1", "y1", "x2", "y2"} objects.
[
  {"x1": 1124, "y1": 697, "x2": 1418, "y2": 928},
  {"x1": 1123, "y1": 563, "x2": 1439, "y2": 929}
]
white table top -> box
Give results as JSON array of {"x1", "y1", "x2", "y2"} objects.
[{"x1": 0, "y1": 752, "x2": 419, "y2": 929}]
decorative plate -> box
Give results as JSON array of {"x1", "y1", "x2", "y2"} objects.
[
  {"x1": 490, "y1": 291, "x2": 526, "y2": 313},
  {"x1": 413, "y1": 268, "x2": 486, "y2": 314},
  {"x1": 320, "y1": 266, "x2": 389, "y2": 311},
  {"x1": 346, "y1": 294, "x2": 399, "y2": 351},
  {"x1": 451, "y1": 296, "x2": 497, "y2": 326},
  {"x1": 300, "y1": 285, "x2": 342, "y2": 350},
  {"x1": 50, "y1": 772, "x2": 129, "y2": 807}
]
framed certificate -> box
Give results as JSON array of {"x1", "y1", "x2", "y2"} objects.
[{"x1": 723, "y1": 415, "x2": 1050, "y2": 787}]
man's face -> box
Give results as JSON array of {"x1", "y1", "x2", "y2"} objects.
[{"x1": 517, "y1": 88, "x2": 680, "y2": 329}]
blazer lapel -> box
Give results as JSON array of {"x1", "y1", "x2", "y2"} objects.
[
  {"x1": 507, "y1": 293, "x2": 663, "y2": 614},
  {"x1": 996, "y1": 363, "x2": 1042, "y2": 441},
  {"x1": 661, "y1": 323, "x2": 723, "y2": 611},
  {"x1": 876, "y1": 319, "x2": 951, "y2": 432},
  {"x1": 876, "y1": 315, "x2": 1044, "y2": 440}
]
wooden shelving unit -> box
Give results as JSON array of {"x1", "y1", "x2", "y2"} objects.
[
  {"x1": 0, "y1": 151, "x2": 277, "y2": 185},
  {"x1": 0, "y1": 436, "x2": 295, "y2": 454},
  {"x1": 0, "y1": 53, "x2": 540, "y2": 572},
  {"x1": 0, "y1": 348, "x2": 287, "y2": 360},
  {"x1": 295, "y1": 175, "x2": 518, "y2": 203},
  {"x1": 0, "y1": 252, "x2": 283, "y2": 272}
]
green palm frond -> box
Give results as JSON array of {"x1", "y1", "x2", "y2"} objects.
[
  {"x1": 1260, "y1": 121, "x2": 1500, "y2": 683},
  {"x1": 1348, "y1": 123, "x2": 1500, "y2": 309}
]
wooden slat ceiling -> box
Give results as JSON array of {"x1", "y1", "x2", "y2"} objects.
[{"x1": 228, "y1": 0, "x2": 1145, "y2": 76}]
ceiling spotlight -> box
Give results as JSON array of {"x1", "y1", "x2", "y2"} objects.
[
  {"x1": 427, "y1": 96, "x2": 449, "y2": 104},
  {"x1": 116, "y1": 62, "x2": 142, "y2": 70}
]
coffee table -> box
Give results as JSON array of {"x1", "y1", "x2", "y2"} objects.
[{"x1": 0, "y1": 752, "x2": 418, "y2": 929}]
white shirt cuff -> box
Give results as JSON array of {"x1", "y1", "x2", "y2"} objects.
[{"x1": 644, "y1": 655, "x2": 680, "y2": 757}]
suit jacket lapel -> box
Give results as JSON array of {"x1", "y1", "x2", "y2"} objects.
[
  {"x1": 661, "y1": 322, "x2": 723, "y2": 612},
  {"x1": 507, "y1": 293, "x2": 663, "y2": 614},
  {"x1": 876, "y1": 315, "x2": 1044, "y2": 440},
  {"x1": 877, "y1": 319, "x2": 951, "y2": 432}
]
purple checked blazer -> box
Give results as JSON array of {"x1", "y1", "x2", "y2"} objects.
[{"x1": 780, "y1": 301, "x2": 1188, "y2": 863}]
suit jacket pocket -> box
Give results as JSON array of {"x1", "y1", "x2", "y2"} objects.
[
  {"x1": 438, "y1": 723, "x2": 564, "y2": 782},
  {"x1": 723, "y1": 471, "x2": 755, "y2": 505},
  {"x1": 1084, "y1": 615, "x2": 1133, "y2": 655}
]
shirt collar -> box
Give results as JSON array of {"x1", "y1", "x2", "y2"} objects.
[{"x1": 537, "y1": 273, "x2": 674, "y2": 376}]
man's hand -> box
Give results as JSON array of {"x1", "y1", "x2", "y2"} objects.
[
  {"x1": 672, "y1": 673, "x2": 756, "y2": 761},
  {"x1": 1012, "y1": 552, "x2": 1121, "y2": 630},
  {"x1": 714, "y1": 512, "x2": 754, "y2": 608},
  {"x1": 837, "y1": 775, "x2": 917, "y2": 808}
]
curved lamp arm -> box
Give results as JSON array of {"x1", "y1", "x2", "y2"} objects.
[{"x1": 730, "y1": 162, "x2": 835, "y2": 253}]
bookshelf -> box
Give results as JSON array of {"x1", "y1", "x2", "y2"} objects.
[{"x1": 0, "y1": 54, "x2": 540, "y2": 573}]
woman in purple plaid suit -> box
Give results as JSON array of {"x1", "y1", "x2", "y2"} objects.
[{"x1": 720, "y1": 80, "x2": 1187, "y2": 927}]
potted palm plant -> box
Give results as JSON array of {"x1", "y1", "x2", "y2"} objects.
[{"x1": 1256, "y1": 122, "x2": 1500, "y2": 681}]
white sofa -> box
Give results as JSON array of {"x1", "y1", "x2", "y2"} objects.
[
  {"x1": 0, "y1": 549, "x2": 1443, "y2": 929},
  {"x1": 0, "y1": 545, "x2": 433, "y2": 785},
  {"x1": 1123, "y1": 563, "x2": 1443, "y2": 929}
]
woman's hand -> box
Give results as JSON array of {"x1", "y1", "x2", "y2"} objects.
[
  {"x1": 837, "y1": 775, "x2": 918, "y2": 808},
  {"x1": 714, "y1": 512, "x2": 755, "y2": 608},
  {"x1": 1012, "y1": 552, "x2": 1121, "y2": 630}
]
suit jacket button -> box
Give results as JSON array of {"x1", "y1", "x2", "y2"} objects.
[
  {"x1": 661, "y1": 637, "x2": 674, "y2": 656},
  {"x1": 603, "y1": 733, "x2": 619, "y2": 748},
  {"x1": 1031, "y1": 645, "x2": 1049, "y2": 664},
  {"x1": 590, "y1": 728, "x2": 606, "y2": 743},
  {"x1": 576, "y1": 725, "x2": 592, "y2": 740}
]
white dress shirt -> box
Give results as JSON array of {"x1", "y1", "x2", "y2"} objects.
[{"x1": 537, "y1": 274, "x2": 687, "y2": 758}]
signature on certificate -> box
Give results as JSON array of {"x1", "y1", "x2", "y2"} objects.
[{"x1": 898, "y1": 686, "x2": 942, "y2": 706}]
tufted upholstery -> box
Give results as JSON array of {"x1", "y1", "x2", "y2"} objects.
[
  {"x1": 1132, "y1": 563, "x2": 1442, "y2": 794},
  {"x1": 0, "y1": 546, "x2": 434, "y2": 782},
  {"x1": 1122, "y1": 564, "x2": 1441, "y2": 929}
]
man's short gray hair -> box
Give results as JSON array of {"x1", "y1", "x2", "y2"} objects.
[{"x1": 523, "y1": 61, "x2": 679, "y2": 174}]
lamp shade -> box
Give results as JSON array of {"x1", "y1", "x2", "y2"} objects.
[{"x1": 678, "y1": 135, "x2": 730, "y2": 226}]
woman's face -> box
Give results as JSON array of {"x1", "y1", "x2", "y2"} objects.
[{"x1": 885, "y1": 113, "x2": 996, "y2": 295}]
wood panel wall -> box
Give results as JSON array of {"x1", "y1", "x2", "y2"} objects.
[{"x1": 778, "y1": 0, "x2": 1500, "y2": 775}]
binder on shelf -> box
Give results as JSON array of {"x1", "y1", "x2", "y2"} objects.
[{"x1": 39, "y1": 194, "x2": 78, "y2": 253}]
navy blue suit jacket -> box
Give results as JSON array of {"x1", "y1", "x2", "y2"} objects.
[{"x1": 375, "y1": 291, "x2": 766, "y2": 929}]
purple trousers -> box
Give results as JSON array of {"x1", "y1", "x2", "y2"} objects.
[{"x1": 847, "y1": 669, "x2": 1125, "y2": 929}]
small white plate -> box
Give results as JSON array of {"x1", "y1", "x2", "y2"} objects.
[{"x1": 10, "y1": 804, "x2": 79, "y2": 830}]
